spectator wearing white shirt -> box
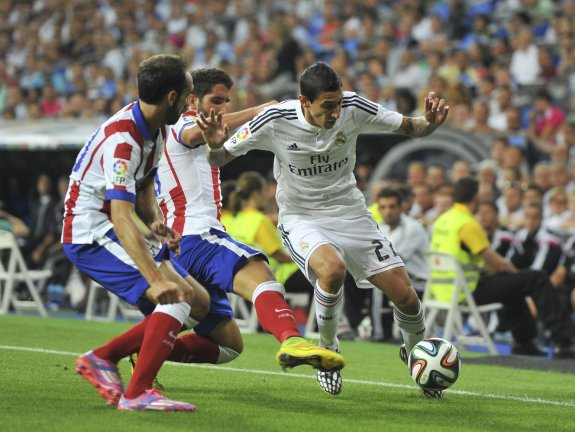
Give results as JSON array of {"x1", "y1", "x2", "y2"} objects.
[
  {"x1": 377, "y1": 188, "x2": 429, "y2": 293},
  {"x1": 510, "y1": 27, "x2": 541, "y2": 86},
  {"x1": 371, "y1": 187, "x2": 429, "y2": 341}
]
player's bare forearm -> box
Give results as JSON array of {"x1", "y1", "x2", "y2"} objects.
[
  {"x1": 395, "y1": 91, "x2": 449, "y2": 138},
  {"x1": 111, "y1": 200, "x2": 163, "y2": 284},
  {"x1": 395, "y1": 116, "x2": 438, "y2": 138},
  {"x1": 135, "y1": 180, "x2": 163, "y2": 227},
  {"x1": 182, "y1": 104, "x2": 270, "y2": 147},
  {"x1": 206, "y1": 146, "x2": 235, "y2": 167}
]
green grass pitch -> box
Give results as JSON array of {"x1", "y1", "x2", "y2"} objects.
[{"x1": 0, "y1": 315, "x2": 573, "y2": 432}]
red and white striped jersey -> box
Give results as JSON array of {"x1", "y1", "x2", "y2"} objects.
[
  {"x1": 62, "y1": 101, "x2": 167, "y2": 244},
  {"x1": 155, "y1": 110, "x2": 224, "y2": 236}
]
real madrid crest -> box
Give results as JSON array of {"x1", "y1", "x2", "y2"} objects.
[
  {"x1": 299, "y1": 241, "x2": 309, "y2": 252},
  {"x1": 336, "y1": 132, "x2": 346, "y2": 146}
]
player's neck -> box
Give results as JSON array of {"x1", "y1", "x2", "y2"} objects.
[
  {"x1": 138, "y1": 100, "x2": 164, "y2": 136},
  {"x1": 300, "y1": 104, "x2": 320, "y2": 128}
]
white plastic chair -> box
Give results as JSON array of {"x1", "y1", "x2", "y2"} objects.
[
  {"x1": 0, "y1": 231, "x2": 50, "y2": 317},
  {"x1": 84, "y1": 280, "x2": 143, "y2": 321},
  {"x1": 422, "y1": 251, "x2": 502, "y2": 355}
]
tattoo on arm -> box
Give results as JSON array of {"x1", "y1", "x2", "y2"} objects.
[{"x1": 396, "y1": 116, "x2": 436, "y2": 137}]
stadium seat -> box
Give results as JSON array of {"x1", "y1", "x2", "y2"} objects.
[
  {"x1": 422, "y1": 251, "x2": 502, "y2": 355},
  {"x1": 0, "y1": 231, "x2": 50, "y2": 317},
  {"x1": 228, "y1": 295, "x2": 259, "y2": 333},
  {"x1": 84, "y1": 280, "x2": 143, "y2": 322}
]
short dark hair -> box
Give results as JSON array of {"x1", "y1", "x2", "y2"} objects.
[
  {"x1": 191, "y1": 68, "x2": 234, "y2": 99},
  {"x1": 299, "y1": 63, "x2": 342, "y2": 102},
  {"x1": 453, "y1": 177, "x2": 479, "y2": 203},
  {"x1": 137, "y1": 54, "x2": 189, "y2": 104},
  {"x1": 478, "y1": 200, "x2": 498, "y2": 214},
  {"x1": 377, "y1": 188, "x2": 403, "y2": 205}
]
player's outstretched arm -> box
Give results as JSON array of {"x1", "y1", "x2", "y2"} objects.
[
  {"x1": 394, "y1": 91, "x2": 450, "y2": 138},
  {"x1": 181, "y1": 101, "x2": 275, "y2": 147},
  {"x1": 197, "y1": 109, "x2": 235, "y2": 166}
]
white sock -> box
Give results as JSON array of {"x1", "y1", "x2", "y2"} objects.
[
  {"x1": 314, "y1": 282, "x2": 343, "y2": 350},
  {"x1": 393, "y1": 304, "x2": 425, "y2": 353},
  {"x1": 153, "y1": 302, "x2": 191, "y2": 325}
]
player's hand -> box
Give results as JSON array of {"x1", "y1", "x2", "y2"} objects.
[
  {"x1": 148, "y1": 279, "x2": 185, "y2": 304},
  {"x1": 423, "y1": 91, "x2": 449, "y2": 127},
  {"x1": 149, "y1": 220, "x2": 181, "y2": 256},
  {"x1": 197, "y1": 108, "x2": 229, "y2": 150}
]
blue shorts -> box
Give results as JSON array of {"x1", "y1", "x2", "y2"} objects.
[
  {"x1": 172, "y1": 228, "x2": 265, "y2": 336},
  {"x1": 63, "y1": 230, "x2": 189, "y2": 316}
]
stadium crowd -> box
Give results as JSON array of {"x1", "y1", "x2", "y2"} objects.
[{"x1": 1, "y1": 0, "x2": 575, "y2": 347}]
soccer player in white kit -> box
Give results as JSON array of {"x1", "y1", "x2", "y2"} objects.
[
  {"x1": 197, "y1": 62, "x2": 450, "y2": 396},
  {"x1": 154, "y1": 68, "x2": 344, "y2": 373},
  {"x1": 62, "y1": 55, "x2": 210, "y2": 411}
]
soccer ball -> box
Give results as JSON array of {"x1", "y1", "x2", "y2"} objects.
[{"x1": 408, "y1": 338, "x2": 461, "y2": 391}]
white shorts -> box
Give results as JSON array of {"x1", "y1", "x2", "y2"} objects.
[{"x1": 278, "y1": 214, "x2": 404, "y2": 287}]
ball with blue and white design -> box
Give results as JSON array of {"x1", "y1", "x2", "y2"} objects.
[{"x1": 408, "y1": 338, "x2": 461, "y2": 391}]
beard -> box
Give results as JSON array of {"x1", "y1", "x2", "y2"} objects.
[{"x1": 166, "y1": 104, "x2": 185, "y2": 125}]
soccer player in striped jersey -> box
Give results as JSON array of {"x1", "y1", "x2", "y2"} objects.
[
  {"x1": 62, "y1": 54, "x2": 210, "y2": 412},
  {"x1": 154, "y1": 68, "x2": 344, "y2": 373},
  {"x1": 197, "y1": 62, "x2": 450, "y2": 397}
]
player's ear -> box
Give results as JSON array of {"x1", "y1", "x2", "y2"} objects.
[
  {"x1": 298, "y1": 95, "x2": 310, "y2": 108},
  {"x1": 167, "y1": 90, "x2": 178, "y2": 106},
  {"x1": 188, "y1": 93, "x2": 197, "y2": 110}
]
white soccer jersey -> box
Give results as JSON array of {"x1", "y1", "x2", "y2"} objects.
[
  {"x1": 155, "y1": 110, "x2": 224, "y2": 235},
  {"x1": 62, "y1": 101, "x2": 167, "y2": 244},
  {"x1": 224, "y1": 92, "x2": 403, "y2": 226}
]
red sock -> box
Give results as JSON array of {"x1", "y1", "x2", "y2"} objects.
[
  {"x1": 125, "y1": 312, "x2": 182, "y2": 399},
  {"x1": 93, "y1": 315, "x2": 151, "y2": 364},
  {"x1": 254, "y1": 291, "x2": 300, "y2": 343},
  {"x1": 168, "y1": 333, "x2": 221, "y2": 363}
]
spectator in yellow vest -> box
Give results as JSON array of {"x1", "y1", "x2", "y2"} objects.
[
  {"x1": 226, "y1": 171, "x2": 306, "y2": 290},
  {"x1": 430, "y1": 177, "x2": 574, "y2": 358}
]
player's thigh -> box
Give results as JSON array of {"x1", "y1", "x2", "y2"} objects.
[
  {"x1": 278, "y1": 223, "x2": 346, "y2": 288},
  {"x1": 368, "y1": 266, "x2": 419, "y2": 312},
  {"x1": 158, "y1": 260, "x2": 210, "y2": 319},
  {"x1": 307, "y1": 243, "x2": 347, "y2": 289},
  {"x1": 206, "y1": 317, "x2": 244, "y2": 354},
  {"x1": 232, "y1": 257, "x2": 276, "y2": 300}
]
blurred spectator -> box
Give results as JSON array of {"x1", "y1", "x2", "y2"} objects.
[
  {"x1": 465, "y1": 100, "x2": 499, "y2": 135},
  {"x1": 510, "y1": 201, "x2": 563, "y2": 277},
  {"x1": 509, "y1": 26, "x2": 540, "y2": 85},
  {"x1": 39, "y1": 84, "x2": 64, "y2": 117},
  {"x1": 544, "y1": 187, "x2": 571, "y2": 233},
  {"x1": 24, "y1": 173, "x2": 58, "y2": 269},
  {"x1": 528, "y1": 90, "x2": 566, "y2": 159},
  {"x1": 409, "y1": 182, "x2": 434, "y2": 223},
  {"x1": 406, "y1": 161, "x2": 426, "y2": 188},
  {"x1": 533, "y1": 161, "x2": 552, "y2": 194},
  {"x1": 497, "y1": 180, "x2": 525, "y2": 231},
  {"x1": 0, "y1": 208, "x2": 30, "y2": 239},
  {"x1": 450, "y1": 160, "x2": 473, "y2": 184},
  {"x1": 426, "y1": 164, "x2": 447, "y2": 192},
  {"x1": 476, "y1": 200, "x2": 515, "y2": 260}
]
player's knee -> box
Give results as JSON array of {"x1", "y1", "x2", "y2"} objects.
[
  {"x1": 216, "y1": 346, "x2": 242, "y2": 364},
  {"x1": 188, "y1": 288, "x2": 210, "y2": 320},
  {"x1": 318, "y1": 263, "x2": 346, "y2": 290},
  {"x1": 394, "y1": 287, "x2": 420, "y2": 312}
]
